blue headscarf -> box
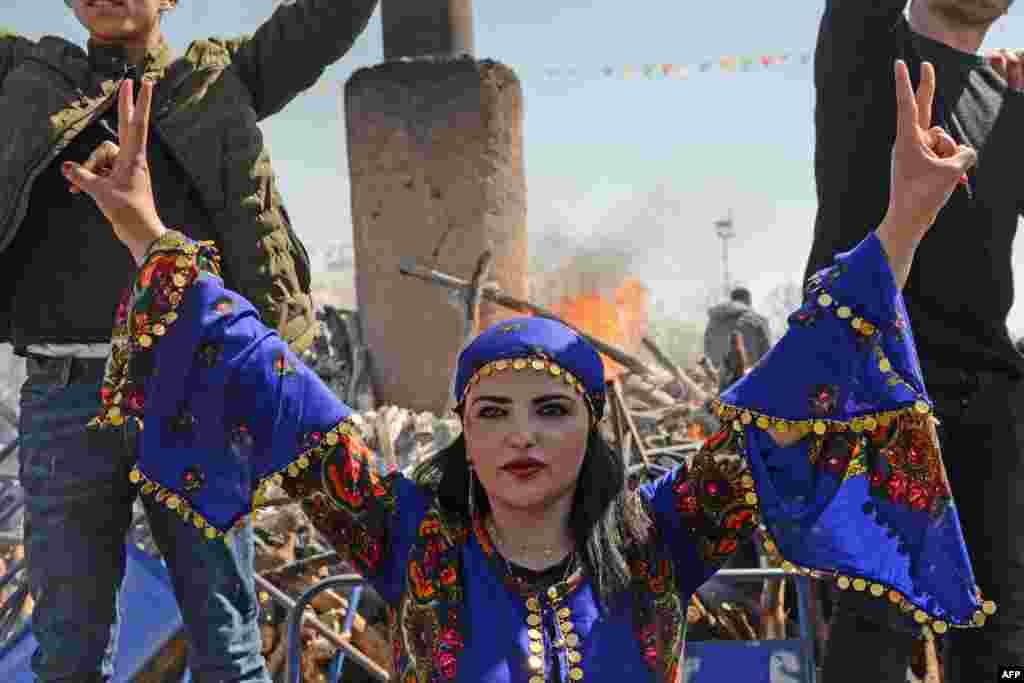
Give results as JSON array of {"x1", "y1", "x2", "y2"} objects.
[{"x1": 454, "y1": 317, "x2": 606, "y2": 420}]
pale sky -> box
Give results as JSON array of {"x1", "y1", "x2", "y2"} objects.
[{"x1": 5, "y1": 1, "x2": 1024, "y2": 332}]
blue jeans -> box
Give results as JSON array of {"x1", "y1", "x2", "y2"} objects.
[{"x1": 18, "y1": 356, "x2": 271, "y2": 682}]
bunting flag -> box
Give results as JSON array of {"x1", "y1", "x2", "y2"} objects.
[{"x1": 523, "y1": 51, "x2": 815, "y2": 79}]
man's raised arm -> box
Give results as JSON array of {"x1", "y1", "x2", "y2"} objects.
[
  {"x1": 220, "y1": 0, "x2": 380, "y2": 120},
  {"x1": 0, "y1": 30, "x2": 34, "y2": 85},
  {"x1": 816, "y1": 0, "x2": 908, "y2": 81}
]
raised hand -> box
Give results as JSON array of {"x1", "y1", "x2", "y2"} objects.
[
  {"x1": 887, "y1": 60, "x2": 977, "y2": 241},
  {"x1": 876, "y1": 60, "x2": 977, "y2": 288},
  {"x1": 62, "y1": 79, "x2": 166, "y2": 265},
  {"x1": 989, "y1": 48, "x2": 1024, "y2": 91}
]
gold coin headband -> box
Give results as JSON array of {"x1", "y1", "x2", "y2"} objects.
[{"x1": 459, "y1": 356, "x2": 599, "y2": 419}]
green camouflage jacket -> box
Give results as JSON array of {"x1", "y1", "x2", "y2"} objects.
[{"x1": 0, "y1": 0, "x2": 378, "y2": 351}]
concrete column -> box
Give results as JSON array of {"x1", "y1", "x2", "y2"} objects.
[
  {"x1": 382, "y1": 0, "x2": 475, "y2": 59},
  {"x1": 345, "y1": 58, "x2": 527, "y2": 413}
]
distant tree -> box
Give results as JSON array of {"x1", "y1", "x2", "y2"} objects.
[{"x1": 761, "y1": 280, "x2": 804, "y2": 339}]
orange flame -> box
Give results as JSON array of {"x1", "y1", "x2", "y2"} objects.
[{"x1": 549, "y1": 278, "x2": 648, "y2": 380}]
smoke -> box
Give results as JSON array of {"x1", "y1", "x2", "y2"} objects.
[{"x1": 528, "y1": 182, "x2": 685, "y2": 306}]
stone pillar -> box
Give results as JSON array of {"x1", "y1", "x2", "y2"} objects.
[
  {"x1": 382, "y1": 0, "x2": 475, "y2": 59},
  {"x1": 345, "y1": 57, "x2": 527, "y2": 413}
]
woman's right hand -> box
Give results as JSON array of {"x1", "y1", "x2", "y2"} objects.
[{"x1": 63, "y1": 78, "x2": 166, "y2": 265}]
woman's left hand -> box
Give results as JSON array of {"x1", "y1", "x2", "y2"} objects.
[
  {"x1": 63, "y1": 78, "x2": 166, "y2": 265},
  {"x1": 877, "y1": 60, "x2": 978, "y2": 288}
]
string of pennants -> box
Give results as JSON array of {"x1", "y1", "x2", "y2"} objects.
[{"x1": 521, "y1": 52, "x2": 813, "y2": 80}]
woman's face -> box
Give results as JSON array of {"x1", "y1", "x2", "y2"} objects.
[{"x1": 463, "y1": 368, "x2": 591, "y2": 515}]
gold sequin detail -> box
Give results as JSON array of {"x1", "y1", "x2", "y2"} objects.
[
  {"x1": 528, "y1": 656, "x2": 543, "y2": 670},
  {"x1": 528, "y1": 641, "x2": 543, "y2": 654},
  {"x1": 569, "y1": 668, "x2": 584, "y2": 681}
]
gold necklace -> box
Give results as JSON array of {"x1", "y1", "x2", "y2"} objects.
[{"x1": 486, "y1": 516, "x2": 569, "y2": 570}]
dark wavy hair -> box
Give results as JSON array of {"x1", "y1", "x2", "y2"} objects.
[{"x1": 411, "y1": 426, "x2": 653, "y2": 610}]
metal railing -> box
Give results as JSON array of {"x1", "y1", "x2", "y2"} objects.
[
  {"x1": 689, "y1": 568, "x2": 818, "y2": 683},
  {"x1": 282, "y1": 574, "x2": 387, "y2": 683}
]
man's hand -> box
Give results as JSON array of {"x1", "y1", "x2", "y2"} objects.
[
  {"x1": 62, "y1": 79, "x2": 166, "y2": 265},
  {"x1": 989, "y1": 48, "x2": 1024, "y2": 91},
  {"x1": 877, "y1": 60, "x2": 978, "y2": 288}
]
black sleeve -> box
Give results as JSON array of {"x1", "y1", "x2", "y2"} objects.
[
  {"x1": 816, "y1": 0, "x2": 907, "y2": 85},
  {"x1": 807, "y1": 1, "x2": 908, "y2": 286}
]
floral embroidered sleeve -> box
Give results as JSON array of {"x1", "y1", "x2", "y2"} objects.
[
  {"x1": 90, "y1": 231, "x2": 424, "y2": 604},
  {"x1": 639, "y1": 231, "x2": 994, "y2": 636}
]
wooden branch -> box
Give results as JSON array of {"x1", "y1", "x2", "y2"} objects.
[
  {"x1": 612, "y1": 379, "x2": 650, "y2": 470},
  {"x1": 641, "y1": 336, "x2": 708, "y2": 404},
  {"x1": 399, "y1": 259, "x2": 658, "y2": 377},
  {"x1": 341, "y1": 311, "x2": 372, "y2": 409},
  {"x1": 607, "y1": 381, "x2": 625, "y2": 453},
  {"x1": 446, "y1": 251, "x2": 492, "y2": 413}
]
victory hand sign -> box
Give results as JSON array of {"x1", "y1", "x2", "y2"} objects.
[
  {"x1": 877, "y1": 60, "x2": 978, "y2": 288},
  {"x1": 62, "y1": 79, "x2": 167, "y2": 265}
]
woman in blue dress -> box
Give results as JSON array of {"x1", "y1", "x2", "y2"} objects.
[{"x1": 66, "y1": 59, "x2": 990, "y2": 682}]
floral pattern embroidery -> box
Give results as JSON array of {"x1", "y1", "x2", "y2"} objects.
[
  {"x1": 287, "y1": 426, "x2": 399, "y2": 578},
  {"x1": 388, "y1": 505, "x2": 468, "y2": 682},
  {"x1": 182, "y1": 466, "x2": 205, "y2": 492},
  {"x1": 90, "y1": 231, "x2": 221, "y2": 430},
  {"x1": 864, "y1": 413, "x2": 952, "y2": 518},
  {"x1": 672, "y1": 427, "x2": 759, "y2": 567},
  {"x1": 810, "y1": 384, "x2": 839, "y2": 417},
  {"x1": 630, "y1": 549, "x2": 685, "y2": 682}
]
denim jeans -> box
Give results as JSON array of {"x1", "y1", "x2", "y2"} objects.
[
  {"x1": 18, "y1": 356, "x2": 271, "y2": 682},
  {"x1": 823, "y1": 367, "x2": 1024, "y2": 682}
]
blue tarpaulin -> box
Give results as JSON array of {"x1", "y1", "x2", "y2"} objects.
[{"x1": 0, "y1": 544, "x2": 184, "y2": 682}]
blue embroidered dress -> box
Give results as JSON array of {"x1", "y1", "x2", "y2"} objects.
[{"x1": 90, "y1": 230, "x2": 993, "y2": 683}]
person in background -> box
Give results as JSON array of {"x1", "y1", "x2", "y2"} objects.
[
  {"x1": 0, "y1": 0, "x2": 378, "y2": 680},
  {"x1": 806, "y1": 1, "x2": 1024, "y2": 680},
  {"x1": 703, "y1": 287, "x2": 772, "y2": 391}
]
